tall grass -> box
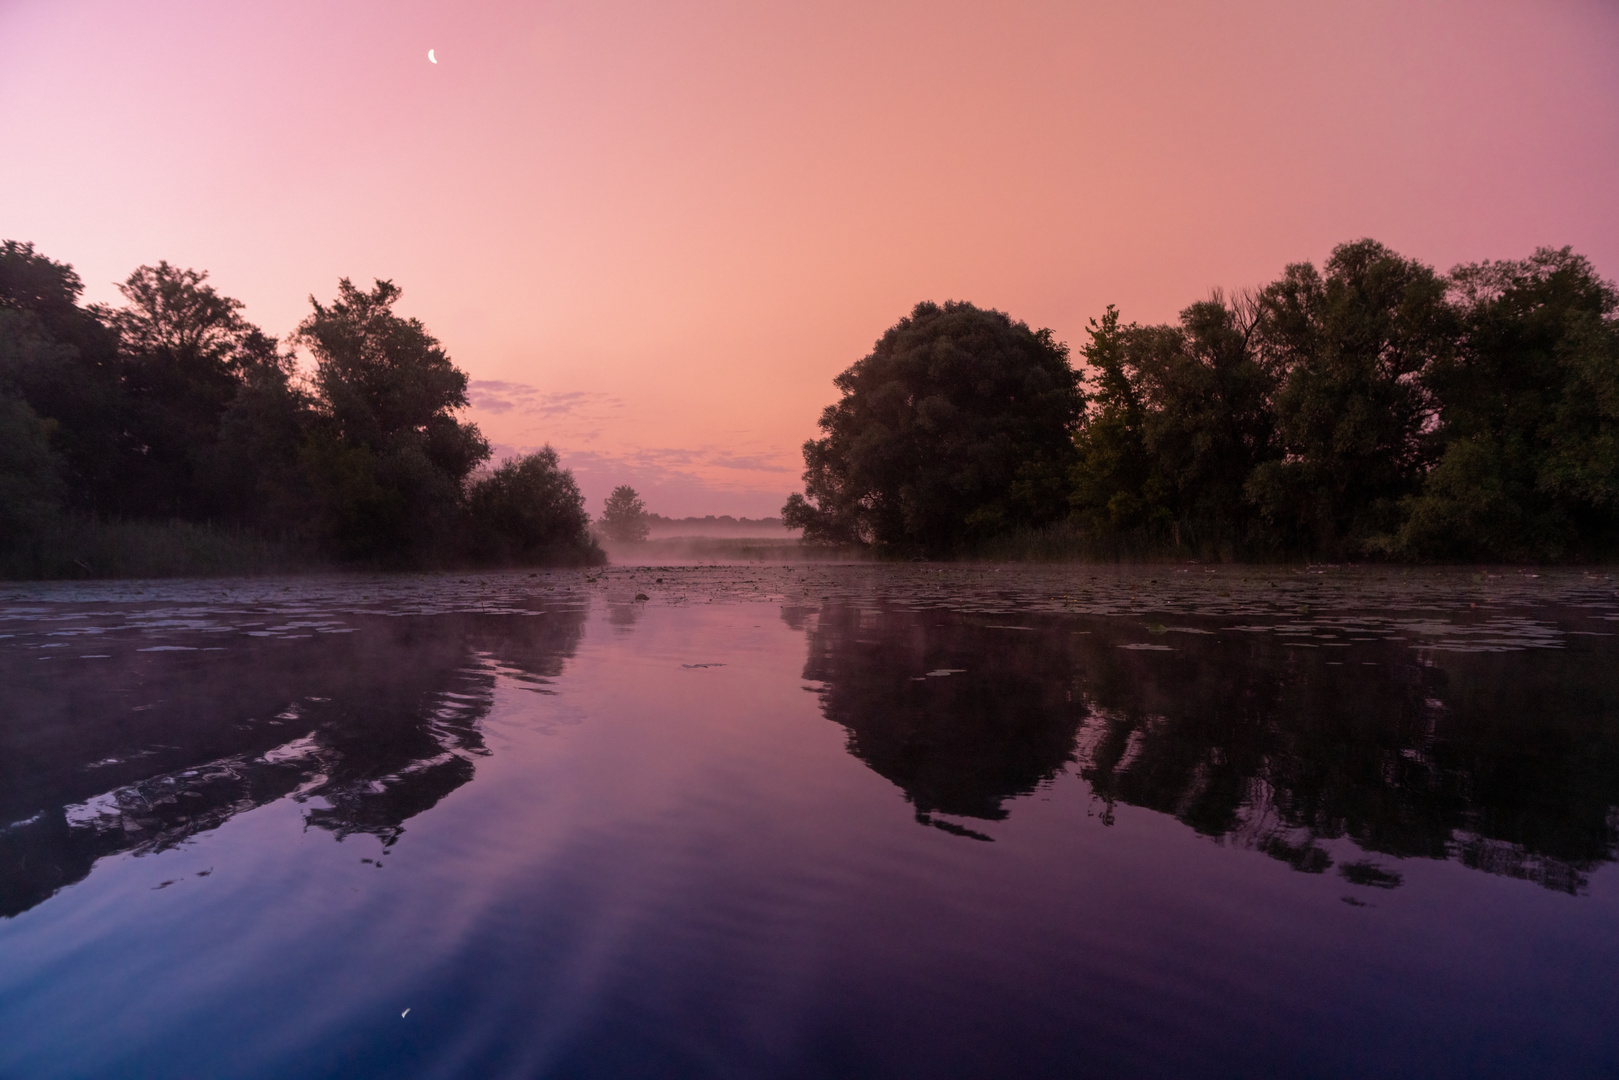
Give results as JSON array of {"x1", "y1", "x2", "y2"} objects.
[{"x1": 0, "y1": 517, "x2": 314, "y2": 580}]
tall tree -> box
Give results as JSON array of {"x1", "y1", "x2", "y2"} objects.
[
  {"x1": 784, "y1": 300, "x2": 1082, "y2": 554},
  {"x1": 1248, "y1": 239, "x2": 1455, "y2": 556},
  {"x1": 97, "y1": 262, "x2": 276, "y2": 518},
  {"x1": 1394, "y1": 248, "x2": 1619, "y2": 559},
  {"x1": 1071, "y1": 296, "x2": 1276, "y2": 552},
  {"x1": 1068, "y1": 306, "x2": 1163, "y2": 533},
  {"x1": 0, "y1": 241, "x2": 122, "y2": 510},
  {"x1": 1136, "y1": 295, "x2": 1275, "y2": 545},
  {"x1": 205, "y1": 330, "x2": 315, "y2": 534},
  {"x1": 295, "y1": 279, "x2": 489, "y2": 560}
]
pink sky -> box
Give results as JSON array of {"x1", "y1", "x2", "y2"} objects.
[{"x1": 2, "y1": 0, "x2": 1616, "y2": 517}]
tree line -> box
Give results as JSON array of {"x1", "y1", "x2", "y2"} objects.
[
  {"x1": 785, "y1": 239, "x2": 1619, "y2": 561},
  {"x1": 0, "y1": 242, "x2": 601, "y2": 574}
]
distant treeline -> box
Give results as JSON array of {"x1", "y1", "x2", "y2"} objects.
[
  {"x1": 645, "y1": 514, "x2": 787, "y2": 529},
  {"x1": 786, "y1": 240, "x2": 1619, "y2": 562},
  {"x1": 0, "y1": 242, "x2": 601, "y2": 577}
]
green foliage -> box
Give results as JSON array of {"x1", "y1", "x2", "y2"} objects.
[
  {"x1": 0, "y1": 393, "x2": 65, "y2": 546},
  {"x1": 599, "y1": 484, "x2": 651, "y2": 542},
  {"x1": 1389, "y1": 248, "x2": 1619, "y2": 560},
  {"x1": 1249, "y1": 240, "x2": 1456, "y2": 556},
  {"x1": 1068, "y1": 306, "x2": 1160, "y2": 533},
  {"x1": 1069, "y1": 297, "x2": 1274, "y2": 554},
  {"x1": 205, "y1": 333, "x2": 316, "y2": 534},
  {"x1": 791, "y1": 240, "x2": 1614, "y2": 563},
  {"x1": 0, "y1": 242, "x2": 122, "y2": 510},
  {"x1": 784, "y1": 300, "x2": 1082, "y2": 555},
  {"x1": 466, "y1": 450, "x2": 602, "y2": 565}
]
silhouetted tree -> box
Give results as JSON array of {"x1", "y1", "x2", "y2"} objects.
[
  {"x1": 1069, "y1": 306, "x2": 1164, "y2": 534},
  {"x1": 295, "y1": 279, "x2": 490, "y2": 561},
  {"x1": 0, "y1": 394, "x2": 65, "y2": 551},
  {"x1": 204, "y1": 331, "x2": 315, "y2": 535},
  {"x1": 599, "y1": 484, "x2": 650, "y2": 542},
  {"x1": 1069, "y1": 296, "x2": 1275, "y2": 553},
  {"x1": 97, "y1": 262, "x2": 281, "y2": 518},
  {"x1": 465, "y1": 449, "x2": 602, "y2": 564},
  {"x1": 1391, "y1": 248, "x2": 1619, "y2": 559},
  {"x1": 1246, "y1": 240, "x2": 1456, "y2": 555},
  {"x1": 0, "y1": 242, "x2": 122, "y2": 510},
  {"x1": 784, "y1": 300, "x2": 1082, "y2": 554}
]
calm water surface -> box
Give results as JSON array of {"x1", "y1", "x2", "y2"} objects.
[{"x1": 2, "y1": 565, "x2": 1618, "y2": 1078}]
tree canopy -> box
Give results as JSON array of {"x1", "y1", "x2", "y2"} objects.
[
  {"x1": 0, "y1": 245, "x2": 602, "y2": 575},
  {"x1": 785, "y1": 241, "x2": 1618, "y2": 562},
  {"x1": 465, "y1": 449, "x2": 596, "y2": 564},
  {"x1": 294, "y1": 278, "x2": 491, "y2": 560},
  {"x1": 783, "y1": 300, "x2": 1083, "y2": 555}
]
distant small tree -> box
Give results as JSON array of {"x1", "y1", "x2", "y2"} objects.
[{"x1": 600, "y1": 485, "x2": 650, "y2": 542}]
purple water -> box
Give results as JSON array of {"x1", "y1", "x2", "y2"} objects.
[{"x1": 2, "y1": 565, "x2": 1617, "y2": 1078}]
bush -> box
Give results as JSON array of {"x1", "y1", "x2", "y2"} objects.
[{"x1": 464, "y1": 449, "x2": 603, "y2": 566}]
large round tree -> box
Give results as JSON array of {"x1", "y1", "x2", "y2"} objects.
[{"x1": 783, "y1": 301, "x2": 1082, "y2": 554}]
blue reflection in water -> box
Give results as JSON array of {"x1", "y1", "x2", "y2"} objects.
[{"x1": 0, "y1": 568, "x2": 1616, "y2": 1079}]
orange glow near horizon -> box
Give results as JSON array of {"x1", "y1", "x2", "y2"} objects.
[{"x1": 2, "y1": 0, "x2": 1616, "y2": 516}]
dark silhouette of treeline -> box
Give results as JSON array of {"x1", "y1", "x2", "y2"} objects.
[
  {"x1": 787, "y1": 240, "x2": 1619, "y2": 561},
  {"x1": 0, "y1": 242, "x2": 601, "y2": 577}
]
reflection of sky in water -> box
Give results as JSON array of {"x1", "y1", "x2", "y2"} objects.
[{"x1": 1, "y1": 567, "x2": 1618, "y2": 1078}]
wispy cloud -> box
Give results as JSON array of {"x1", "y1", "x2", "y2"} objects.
[
  {"x1": 472, "y1": 381, "x2": 802, "y2": 515},
  {"x1": 467, "y1": 381, "x2": 623, "y2": 418}
]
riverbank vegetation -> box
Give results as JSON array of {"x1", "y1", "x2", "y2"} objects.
[
  {"x1": 0, "y1": 243, "x2": 601, "y2": 579},
  {"x1": 785, "y1": 241, "x2": 1619, "y2": 562}
]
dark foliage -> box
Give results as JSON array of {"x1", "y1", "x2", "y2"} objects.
[
  {"x1": 295, "y1": 279, "x2": 491, "y2": 561},
  {"x1": 1062, "y1": 239, "x2": 1617, "y2": 562},
  {"x1": 0, "y1": 244, "x2": 599, "y2": 576},
  {"x1": 1070, "y1": 296, "x2": 1275, "y2": 554},
  {"x1": 0, "y1": 242, "x2": 122, "y2": 510},
  {"x1": 1391, "y1": 248, "x2": 1619, "y2": 560},
  {"x1": 784, "y1": 300, "x2": 1083, "y2": 555},
  {"x1": 0, "y1": 394, "x2": 65, "y2": 547},
  {"x1": 465, "y1": 449, "x2": 603, "y2": 565},
  {"x1": 1248, "y1": 240, "x2": 1456, "y2": 556},
  {"x1": 96, "y1": 262, "x2": 280, "y2": 519}
]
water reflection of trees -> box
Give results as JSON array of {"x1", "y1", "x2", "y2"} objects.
[
  {"x1": 796, "y1": 607, "x2": 1086, "y2": 829},
  {"x1": 0, "y1": 610, "x2": 584, "y2": 918},
  {"x1": 795, "y1": 605, "x2": 1619, "y2": 893}
]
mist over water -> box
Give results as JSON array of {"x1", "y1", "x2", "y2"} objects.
[{"x1": 2, "y1": 566, "x2": 1617, "y2": 1078}]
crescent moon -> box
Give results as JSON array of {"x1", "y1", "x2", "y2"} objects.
[{"x1": 428, "y1": 49, "x2": 437, "y2": 64}]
